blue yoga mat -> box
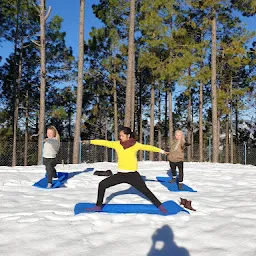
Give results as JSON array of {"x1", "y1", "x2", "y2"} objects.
[
  {"x1": 74, "y1": 200, "x2": 189, "y2": 216},
  {"x1": 156, "y1": 177, "x2": 197, "y2": 192},
  {"x1": 33, "y1": 172, "x2": 69, "y2": 189}
]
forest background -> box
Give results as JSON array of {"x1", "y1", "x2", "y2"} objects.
[{"x1": 0, "y1": 0, "x2": 255, "y2": 166}]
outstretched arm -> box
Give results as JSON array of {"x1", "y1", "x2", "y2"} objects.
[
  {"x1": 137, "y1": 143, "x2": 168, "y2": 154},
  {"x1": 82, "y1": 139, "x2": 118, "y2": 149}
]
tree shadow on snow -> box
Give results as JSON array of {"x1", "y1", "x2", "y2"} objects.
[
  {"x1": 56, "y1": 167, "x2": 94, "y2": 188},
  {"x1": 67, "y1": 167, "x2": 94, "y2": 179},
  {"x1": 147, "y1": 225, "x2": 190, "y2": 256}
]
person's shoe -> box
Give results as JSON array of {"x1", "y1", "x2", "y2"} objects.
[
  {"x1": 168, "y1": 177, "x2": 176, "y2": 183},
  {"x1": 184, "y1": 200, "x2": 196, "y2": 211},
  {"x1": 47, "y1": 183, "x2": 52, "y2": 189},
  {"x1": 180, "y1": 197, "x2": 188, "y2": 206},
  {"x1": 85, "y1": 205, "x2": 102, "y2": 212},
  {"x1": 158, "y1": 204, "x2": 168, "y2": 214},
  {"x1": 178, "y1": 183, "x2": 183, "y2": 190}
]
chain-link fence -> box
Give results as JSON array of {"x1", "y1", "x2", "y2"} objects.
[{"x1": 0, "y1": 139, "x2": 255, "y2": 166}]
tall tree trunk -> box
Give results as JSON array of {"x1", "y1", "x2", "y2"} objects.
[
  {"x1": 124, "y1": 0, "x2": 135, "y2": 127},
  {"x1": 149, "y1": 85, "x2": 155, "y2": 161},
  {"x1": 234, "y1": 99, "x2": 238, "y2": 163},
  {"x1": 12, "y1": 0, "x2": 21, "y2": 167},
  {"x1": 158, "y1": 88, "x2": 162, "y2": 161},
  {"x1": 139, "y1": 73, "x2": 143, "y2": 161},
  {"x1": 113, "y1": 78, "x2": 118, "y2": 141},
  {"x1": 164, "y1": 89, "x2": 168, "y2": 150},
  {"x1": 217, "y1": 111, "x2": 221, "y2": 161},
  {"x1": 187, "y1": 90, "x2": 192, "y2": 161},
  {"x1": 168, "y1": 85, "x2": 173, "y2": 148},
  {"x1": 211, "y1": 12, "x2": 219, "y2": 162},
  {"x1": 104, "y1": 120, "x2": 108, "y2": 161},
  {"x1": 113, "y1": 77, "x2": 118, "y2": 162},
  {"x1": 225, "y1": 114, "x2": 229, "y2": 163},
  {"x1": 24, "y1": 90, "x2": 29, "y2": 166},
  {"x1": 199, "y1": 81, "x2": 203, "y2": 162},
  {"x1": 130, "y1": 55, "x2": 135, "y2": 130},
  {"x1": 12, "y1": 37, "x2": 24, "y2": 166},
  {"x1": 230, "y1": 76, "x2": 234, "y2": 164},
  {"x1": 73, "y1": 0, "x2": 85, "y2": 164},
  {"x1": 38, "y1": 0, "x2": 48, "y2": 164}
]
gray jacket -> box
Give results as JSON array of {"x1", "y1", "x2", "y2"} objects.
[{"x1": 43, "y1": 138, "x2": 60, "y2": 158}]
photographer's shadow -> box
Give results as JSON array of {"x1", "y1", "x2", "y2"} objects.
[{"x1": 148, "y1": 225, "x2": 190, "y2": 256}]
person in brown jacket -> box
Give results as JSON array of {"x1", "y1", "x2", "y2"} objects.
[{"x1": 168, "y1": 130, "x2": 190, "y2": 190}]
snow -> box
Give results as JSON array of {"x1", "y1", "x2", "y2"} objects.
[{"x1": 1, "y1": 161, "x2": 256, "y2": 256}]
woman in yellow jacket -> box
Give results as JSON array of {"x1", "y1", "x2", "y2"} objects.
[{"x1": 83, "y1": 127, "x2": 169, "y2": 213}]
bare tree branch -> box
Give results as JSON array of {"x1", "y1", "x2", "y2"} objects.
[{"x1": 45, "y1": 6, "x2": 52, "y2": 21}]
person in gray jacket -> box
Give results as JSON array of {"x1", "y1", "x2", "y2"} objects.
[{"x1": 43, "y1": 126, "x2": 60, "y2": 188}]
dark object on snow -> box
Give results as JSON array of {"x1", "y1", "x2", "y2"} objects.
[
  {"x1": 179, "y1": 198, "x2": 187, "y2": 206},
  {"x1": 93, "y1": 170, "x2": 113, "y2": 176},
  {"x1": 184, "y1": 200, "x2": 196, "y2": 211}
]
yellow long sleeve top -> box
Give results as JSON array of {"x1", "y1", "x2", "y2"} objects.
[{"x1": 90, "y1": 140, "x2": 163, "y2": 172}]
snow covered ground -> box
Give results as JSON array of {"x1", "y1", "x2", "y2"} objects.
[{"x1": 0, "y1": 161, "x2": 256, "y2": 256}]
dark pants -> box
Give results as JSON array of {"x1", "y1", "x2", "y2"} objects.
[
  {"x1": 43, "y1": 158, "x2": 57, "y2": 183},
  {"x1": 169, "y1": 161, "x2": 184, "y2": 182},
  {"x1": 96, "y1": 171, "x2": 162, "y2": 208}
]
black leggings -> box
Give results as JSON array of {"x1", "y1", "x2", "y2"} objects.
[
  {"x1": 43, "y1": 158, "x2": 57, "y2": 183},
  {"x1": 169, "y1": 161, "x2": 184, "y2": 182},
  {"x1": 96, "y1": 171, "x2": 162, "y2": 208}
]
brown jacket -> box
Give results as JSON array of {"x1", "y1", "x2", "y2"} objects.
[{"x1": 168, "y1": 139, "x2": 185, "y2": 162}]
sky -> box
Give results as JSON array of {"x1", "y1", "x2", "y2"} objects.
[
  {"x1": 0, "y1": 1, "x2": 255, "y2": 119},
  {"x1": 0, "y1": 161, "x2": 256, "y2": 255},
  {"x1": 0, "y1": 0, "x2": 256, "y2": 62}
]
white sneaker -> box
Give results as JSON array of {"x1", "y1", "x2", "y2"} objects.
[{"x1": 47, "y1": 183, "x2": 52, "y2": 189}]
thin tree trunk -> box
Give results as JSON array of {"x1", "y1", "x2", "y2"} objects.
[
  {"x1": 234, "y1": 99, "x2": 238, "y2": 163},
  {"x1": 187, "y1": 68, "x2": 192, "y2": 161},
  {"x1": 217, "y1": 111, "x2": 221, "y2": 161},
  {"x1": 191, "y1": 101, "x2": 194, "y2": 160},
  {"x1": 199, "y1": 81, "x2": 203, "y2": 162},
  {"x1": 158, "y1": 88, "x2": 162, "y2": 161},
  {"x1": 164, "y1": 89, "x2": 168, "y2": 150},
  {"x1": 38, "y1": 0, "x2": 48, "y2": 164},
  {"x1": 130, "y1": 55, "x2": 135, "y2": 130},
  {"x1": 12, "y1": 0, "x2": 21, "y2": 167},
  {"x1": 211, "y1": 12, "x2": 219, "y2": 162},
  {"x1": 139, "y1": 73, "x2": 143, "y2": 161},
  {"x1": 168, "y1": 85, "x2": 173, "y2": 148},
  {"x1": 12, "y1": 37, "x2": 24, "y2": 166},
  {"x1": 225, "y1": 114, "x2": 229, "y2": 163},
  {"x1": 73, "y1": 0, "x2": 85, "y2": 164},
  {"x1": 149, "y1": 85, "x2": 155, "y2": 161},
  {"x1": 113, "y1": 77, "x2": 118, "y2": 162},
  {"x1": 24, "y1": 90, "x2": 29, "y2": 166},
  {"x1": 124, "y1": 0, "x2": 135, "y2": 127},
  {"x1": 113, "y1": 78, "x2": 118, "y2": 141},
  {"x1": 230, "y1": 76, "x2": 234, "y2": 163},
  {"x1": 105, "y1": 120, "x2": 108, "y2": 161}
]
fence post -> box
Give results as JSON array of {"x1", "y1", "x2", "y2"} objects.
[
  {"x1": 79, "y1": 137, "x2": 82, "y2": 164},
  {"x1": 144, "y1": 135, "x2": 146, "y2": 160},
  {"x1": 244, "y1": 142, "x2": 247, "y2": 165},
  {"x1": 111, "y1": 134, "x2": 114, "y2": 162},
  {"x1": 41, "y1": 136, "x2": 44, "y2": 165},
  {"x1": 209, "y1": 137, "x2": 211, "y2": 162}
]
